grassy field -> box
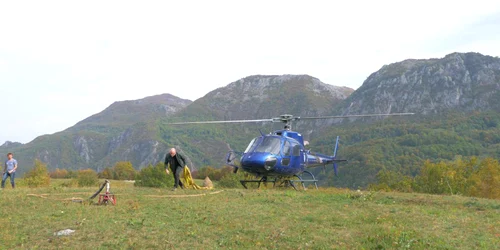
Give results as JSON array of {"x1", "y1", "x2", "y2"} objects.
[{"x1": 1, "y1": 179, "x2": 499, "y2": 249}]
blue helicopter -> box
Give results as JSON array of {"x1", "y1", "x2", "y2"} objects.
[{"x1": 169, "y1": 113, "x2": 413, "y2": 190}]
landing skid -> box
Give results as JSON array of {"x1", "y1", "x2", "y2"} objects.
[
  {"x1": 240, "y1": 176, "x2": 268, "y2": 189},
  {"x1": 240, "y1": 171, "x2": 319, "y2": 191}
]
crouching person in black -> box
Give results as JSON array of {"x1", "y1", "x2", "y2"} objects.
[{"x1": 165, "y1": 148, "x2": 186, "y2": 191}]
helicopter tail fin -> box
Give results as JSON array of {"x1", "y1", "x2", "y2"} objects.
[
  {"x1": 332, "y1": 136, "x2": 346, "y2": 176},
  {"x1": 333, "y1": 136, "x2": 340, "y2": 158}
]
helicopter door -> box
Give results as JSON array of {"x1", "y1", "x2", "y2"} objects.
[
  {"x1": 281, "y1": 140, "x2": 291, "y2": 166},
  {"x1": 290, "y1": 141, "x2": 302, "y2": 169},
  {"x1": 281, "y1": 140, "x2": 292, "y2": 166}
]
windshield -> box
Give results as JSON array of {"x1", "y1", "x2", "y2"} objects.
[
  {"x1": 244, "y1": 137, "x2": 259, "y2": 153},
  {"x1": 254, "y1": 137, "x2": 281, "y2": 155}
]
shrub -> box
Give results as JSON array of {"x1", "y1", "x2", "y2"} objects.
[
  {"x1": 194, "y1": 166, "x2": 235, "y2": 181},
  {"x1": 135, "y1": 163, "x2": 173, "y2": 188},
  {"x1": 217, "y1": 173, "x2": 240, "y2": 188},
  {"x1": 66, "y1": 170, "x2": 78, "y2": 179},
  {"x1": 370, "y1": 170, "x2": 414, "y2": 192},
  {"x1": 49, "y1": 168, "x2": 69, "y2": 179},
  {"x1": 194, "y1": 166, "x2": 217, "y2": 180},
  {"x1": 23, "y1": 159, "x2": 51, "y2": 188},
  {"x1": 77, "y1": 169, "x2": 99, "y2": 187},
  {"x1": 60, "y1": 178, "x2": 79, "y2": 188},
  {"x1": 218, "y1": 169, "x2": 248, "y2": 188}
]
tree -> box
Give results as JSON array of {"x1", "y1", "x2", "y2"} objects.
[
  {"x1": 414, "y1": 160, "x2": 449, "y2": 194},
  {"x1": 98, "y1": 167, "x2": 114, "y2": 179},
  {"x1": 468, "y1": 158, "x2": 500, "y2": 199},
  {"x1": 368, "y1": 157, "x2": 500, "y2": 199},
  {"x1": 24, "y1": 159, "x2": 51, "y2": 188},
  {"x1": 112, "y1": 161, "x2": 136, "y2": 180}
]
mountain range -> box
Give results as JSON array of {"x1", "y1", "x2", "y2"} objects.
[{"x1": 2, "y1": 52, "x2": 500, "y2": 188}]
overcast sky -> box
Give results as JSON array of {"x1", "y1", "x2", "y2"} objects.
[{"x1": 1, "y1": 0, "x2": 500, "y2": 144}]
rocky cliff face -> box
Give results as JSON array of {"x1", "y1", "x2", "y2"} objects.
[{"x1": 339, "y1": 52, "x2": 500, "y2": 115}]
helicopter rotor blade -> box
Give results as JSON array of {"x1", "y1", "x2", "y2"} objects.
[
  {"x1": 166, "y1": 113, "x2": 414, "y2": 125},
  {"x1": 296, "y1": 113, "x2": 414, "y2": 121},
  {"x1": 167, "y1": 118, "x2": 275, "y2": 125}
]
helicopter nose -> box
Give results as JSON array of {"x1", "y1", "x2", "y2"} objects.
[{"x1": 241, "y1": 153, "x2": 277, "y2": 173}]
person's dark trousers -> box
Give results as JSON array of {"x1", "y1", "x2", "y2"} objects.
[
  {"x1": 174, "y1": 166, "x2": 185, "y2": 189},
  {"x1": 1, "y1": 172, "x2": 15, "y2": 188}
]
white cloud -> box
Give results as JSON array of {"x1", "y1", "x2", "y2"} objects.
[{"x1": 1, "y1": 0, "x2": 500, "y2": 143}]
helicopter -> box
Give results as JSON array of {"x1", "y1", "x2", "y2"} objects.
[{"x1": 168, "y1": 113, "x2": 413, "y2": 190}]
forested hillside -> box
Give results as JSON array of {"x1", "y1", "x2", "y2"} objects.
[{"x1": 311, "y1": 112, "x2": 500, "y2": 188}]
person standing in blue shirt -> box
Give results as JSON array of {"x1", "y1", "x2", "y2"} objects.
[{"x1": 2, "y1": 153, "x2": 18, "y2": 189}]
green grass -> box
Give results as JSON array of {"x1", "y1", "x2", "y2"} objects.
[{"x1": 1, "y1": 179, "x2": 499, "y2": 249}]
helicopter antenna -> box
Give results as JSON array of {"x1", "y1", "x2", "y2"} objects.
[{"x1": 258, "y1": 128, "x2": 265, "y2": 136}]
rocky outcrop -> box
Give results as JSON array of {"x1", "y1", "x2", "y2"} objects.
[
  {"x1": 108, "y1": 129, "x2": 133, "y2": 154},
  {"x1": 74, "y1": 136, "x2": 92, "y2": 164},
  {"x1": 338, "y1": 52, "x2": 500, "y2": 115}
]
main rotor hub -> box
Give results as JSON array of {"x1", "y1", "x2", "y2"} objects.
[
  {"x1": 279, "y1": 114, "x2": 294, "y2": 123},
  {"x1": 277, "y1": 114, "x2": 296, "y2": 130}
]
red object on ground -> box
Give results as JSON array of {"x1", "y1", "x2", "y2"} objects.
[{"x1": 98, "y1": 192, "x2": 116, "y2": 205}]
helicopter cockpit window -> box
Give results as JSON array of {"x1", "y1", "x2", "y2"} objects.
[
  {"x1": 282, "y1": 140, "x2": 291, "y2": 156},
  {"x1": 254, "y1": 137, "x2": 281, "y2": 155},
  {"x1": 244, "y1": 137, "x2": 259, "y2": 153}
]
